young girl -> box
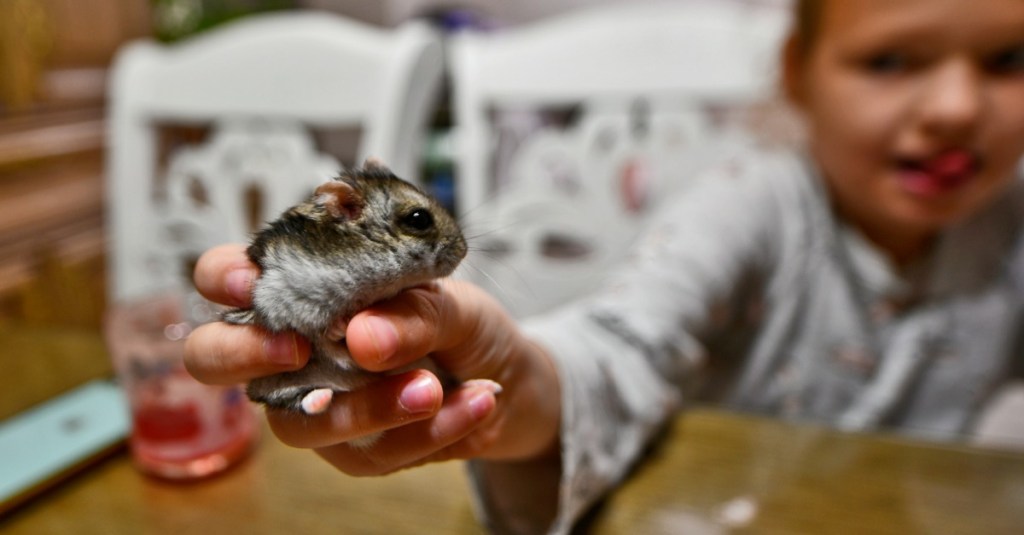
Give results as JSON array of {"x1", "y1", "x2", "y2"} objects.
[{"x1": 185, "y1": 0, "x2": 1024, "y2": 532}]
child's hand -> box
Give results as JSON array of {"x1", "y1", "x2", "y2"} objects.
[{"x1": 185, "y1": 244, "x2": 561, "y2": 474}]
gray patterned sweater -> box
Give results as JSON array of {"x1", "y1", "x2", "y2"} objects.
[{"x1": 467, "y1": 148, "x2": 1024, "y2": 534}]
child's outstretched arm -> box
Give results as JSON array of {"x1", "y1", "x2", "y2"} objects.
[{"x1": 185, "y1": 243, "x2": 562, "y2": 471}]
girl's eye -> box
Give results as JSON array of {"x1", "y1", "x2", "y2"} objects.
[
  {"x1": 864, "y1": 52, "x2": 911, "y2": 74},
  {"x1": 987, "y1": 45, "x2": 1024, "y2": 74},
  {"x1": 400, "y1": 208, "x2": 434, "y2": 232}
]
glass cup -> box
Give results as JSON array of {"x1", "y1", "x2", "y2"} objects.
[{"x1": 105, "y1": 292, "x2": 257, "y2": 480}]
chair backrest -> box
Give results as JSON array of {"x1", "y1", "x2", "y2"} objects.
[
  {"x1": 448, "y1": 1, "x2": 791, "y2": 318},
  {"x1": 107, "y1": 12, "x2": 444, "y2": 302}
]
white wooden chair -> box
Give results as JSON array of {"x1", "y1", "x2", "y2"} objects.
[
  {"x1": 107, "y1": 12, "x2": 444, "y2": 302},
  {"x1": 448, "y1": 1, "x2": 791, "y2": 318}
]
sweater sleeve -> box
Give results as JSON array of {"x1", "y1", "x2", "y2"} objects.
[{"x1": 466, "y1": 153, "x2": 788, "y2": 534}]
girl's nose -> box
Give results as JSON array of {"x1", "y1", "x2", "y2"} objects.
[{"x1": 916, "y1": 59, "x2": 984, "y2": 141}]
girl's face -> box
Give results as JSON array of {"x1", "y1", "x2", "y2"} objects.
[{"x1": 786, "y1": 0, "x2": 1024, "y2": 261}]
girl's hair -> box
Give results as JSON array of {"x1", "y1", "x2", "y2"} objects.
[{"x1": 793, "y1": 0, "x2": 823, "y2": 56}]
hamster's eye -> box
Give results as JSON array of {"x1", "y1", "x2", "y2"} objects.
[{"x1": 400, "y1": 208, "x2": 435, "y2": 232}]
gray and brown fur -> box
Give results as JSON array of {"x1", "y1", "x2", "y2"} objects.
[{"x1": 223, "y1": 160, "x2": 467, "y2": 415}]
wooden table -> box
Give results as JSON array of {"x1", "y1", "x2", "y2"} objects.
[
  {"x1": 3, "y1": 322, "x2": 1024, "y2": 534},
  {"x1": 593, "y1": 411, "x2": 1024, "y2": 534},
  {"x1": 3, "y1": 408, "x2": 1024, "y2": 534}
]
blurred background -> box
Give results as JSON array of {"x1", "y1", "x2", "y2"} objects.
[
  {"x1": 0, "y1": 0, "x2": 791, "y2": 420},
  {"x1": 0, "y1": 0, "x2": 626, "y2": 340},
  {"x1": 5, "y1": 3, "x2": 1024, "y2": 533}
]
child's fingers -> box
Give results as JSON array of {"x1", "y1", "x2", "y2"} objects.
[
  {"x1": 184, "y1": 322, "x2": 309, "y2": 385},
  {"x1": 309, "y1": 382, "x2": 500, "y2": 477},
  {"x1": 192, "y1": 243, "x2": 258, "y2": 307},
  {"x1": 264, "y1": 370, "x2": 445, "y2": 449}
]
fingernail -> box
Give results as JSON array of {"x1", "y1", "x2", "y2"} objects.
[
  {"x1": 399, "y1": 375, "x2": 438, "y2": 414},
  {"x1": 264, "y1": 332, "x2": 299, "y2": 367},
  {"x1": 362, "y1": 315, "x2": 399, "y2": 362},
  {"x1": 463, "y1": 379, "x2": 503, "y2": 396},
  {"x1": 225, "y1": 269, "x2": 255, "y2": 302},
  {"x1": 467, "y1": 390, "x2": 496, "y2": 421}
]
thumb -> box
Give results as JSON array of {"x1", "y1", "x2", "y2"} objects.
[{"x1": 345, "y1": 279, "x2": 519, "y2": 381}]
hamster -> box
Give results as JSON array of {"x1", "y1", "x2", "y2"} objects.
[{"x1": 222, "y1": 159, "x2": 468, "y2": 425}]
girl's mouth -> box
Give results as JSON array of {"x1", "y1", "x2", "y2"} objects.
[{"x1": 895, "y1": 149, "x2": 980, "y2": 197}]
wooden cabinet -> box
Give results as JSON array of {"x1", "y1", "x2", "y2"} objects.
[{"x1": 0, "y1": 0, "x2": 150, "y2": 328}]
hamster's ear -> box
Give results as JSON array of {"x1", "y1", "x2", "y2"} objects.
[
  {"x1": 315, "y1": 179, "x2": 364, "y2": 220},
  {"x1": 362, "y1": 157, "x2": 392, "y2": 174}
]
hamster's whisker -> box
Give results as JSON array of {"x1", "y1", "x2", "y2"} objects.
[
  {"x1": 463, "y1": 224, "x2": 519, "y2": 242},
  {"x1": 459, "y1": 259, "x2": 518, "y2": 306},
  {"x1": 463, "y1": 247, "x2": 530, "y2": 296},
  {"x1": 454, "y1": 190, "x2": 507, "y2": 223},
  {"x1": 460, "y1": 214, "x2": 539, "y2": 243}
]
